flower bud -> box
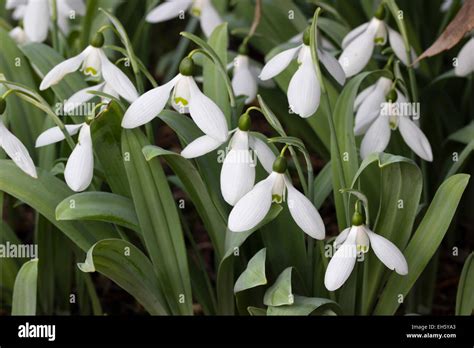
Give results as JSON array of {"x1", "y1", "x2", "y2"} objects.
[
  {"x1": 179, "y1": 57, "x2": 195, "y2": 76},
  {"x1": 374, "y1": 5, "x2": 386, "y2": 20},
  {"x1": 238, "y1": 113, "x2": 251, "y2": 131},
  {"x1": 385, "y1": 89, "x2": 398, "y2": 102},
  {"x1": 272, "y1": 156, "x2": 288, "y2": 173},
  {"x1": 352, "y1": 211, "x2": 364, "y2": 226},
  {"x1": 90, "y1": 32, "x2": 105, "y2": 48}
]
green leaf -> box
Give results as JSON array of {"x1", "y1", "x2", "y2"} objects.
[
  {"x1": 0, "y1": 160, "x2": 116, "y2": 251},
  {"x1": 142, "y1": 145, "x2": 226, "y2": 259},
  {"x1": 267, "y1": 295, "x2": 339, "y2": 316},
  {"x1": 448, "y1": 122, "x2": 474, "y2": 145},
  {"x1": 247, "y1": 306, "x2": 267, "y2": 316},
  {"x1": 234, "y1": 248, "x2": 267, "y2": 293},
  {"x1": 56, "y1": 192, "x2": 139, "y2": 232},
  {"x1": 78, "y1": 239, "x2": 168, "y2": 315},
  {"x1": 12, "y1": 259, "x2": 38, "y2": 315},
  {"x1": 0, "y1": 29, "x2": 43, "y2": 153},
  {"x1": 122, "y1": 129, "x2": 192, "y2": 315},
  {"x1": 263, "y1": 267, "x2": 293, "y2": 307},
  {"x1": 456, "y1": 252, "x2": 474, "y2": 315},
  {"x1": 0, "y1": 222, "x2": 21, "y2": 305},
  {"x1": 203, "y1": 23, "x2": 231, "y2": 122},
  {"x1": 313, "y1": 161, "x2": 332, "y2": 209},
  {"x1": 374, "y1": 174, "x2": 470, "y2": 314}
]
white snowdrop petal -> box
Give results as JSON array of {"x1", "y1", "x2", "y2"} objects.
[
  {"x1": 146, "y1": 0, "x2": 192, "y2": 23},
  {"x1": 398, "y1": 117, "x2": 433, "y2": 161},
  {"x1": 232, "y1": 57, "x2": 258, "y2": 104},
  {"x1": 354, "y1": 84, "x2": 376, "y2": 111},
  {"x1": 35, "y1": 123, "x2": 84, "y2": 148},
  {"x1": 287, "y1": 57, "x2": 321, "y2": 118},
  {"x1": 334, "y1": 227, "x2": 351, "y2": 249},
  {"x1": 360, "y1": 114, "x2": 391, "y2": 159},
  {"x1": 199, "y1": 1, "x2": 223, "y2": 37},
  {"x1": 339, "y1": 30, "x2": 375, "y2": 78},
  {"x1": 64, "y1": 124, "x2": 94, "y2": 192},
  {"x1": 221, "y1": 148, "x2": 256, "y2": 206},
  {"x1": 318, "y1": 48, "x2": 346, "y2": 86},
  {"x1": 24, "y1": 0, "x2": 49, "y2": 42},
  {"x1": 286, "y1": 183, "x2": 325, "y2": 239},
  {"x1": 99, "y1": 51, "x2": 139, "y2": 103},
  {"x1": 249, "y1": 135, "x2": 276, "y2": 174},
  {"x1": 341, "y1": 22, "x2": 369, "y2": 49},
  {"x1": 388, "y1": 28, "x2": 411, "y2": 66},
  {"x1": 0, "y1": 121, "x2": 37, "y2": 178},
  {"x1": 180, "y1": 134, "x2": 223, "y2": 159},
  {"x1": 228, "y1": 173, "x2": 276, "y2": 232},
  {"x1": 324, "y1": 229, "x2": 358, "y2": 291},
  {"x1": 40, "y1": 47, "x2": 89, "y2": 90},
  {"x1": 455, "y1": 38, "x2": 474, "y2": 77},
  {"x1": 188, "y1": 79, "x2": 229, "y2": 142},
  {"x1": 121, "y1": 76, "x2": 179, "y2": 128},
  {"x1": 259, "y1": 46, "x2": 300, "y2": 81},
  {"x1": 366, "y1": 229, "x2": 408, "y2": 275},
  {"x1": 64, "y1": 83, "x2": 104, "y2": 114},
  {"x1": 354, "y1": 79, "x2": 390, "y2": 135}
]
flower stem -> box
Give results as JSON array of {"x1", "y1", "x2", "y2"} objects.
[{"x1": 50, "y1": 0, "x2": 60, "y2": 52}]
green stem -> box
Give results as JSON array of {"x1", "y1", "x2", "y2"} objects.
[{"x1": 50, "y1": 0, "x2": 60, "y2": 51}]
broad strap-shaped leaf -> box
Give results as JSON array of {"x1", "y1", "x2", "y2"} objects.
[
  {"x1": 456, "y1": 252, "x2": 474, "y2": 315},
  {"x1": 56, "y1": 192, "x2": 139, "y2": 232},
  {"x1": 12, "y1": 259, "x2": 38, "y2": 315},
  {"x1": 122, "y1": 129, "x2": 192, "y2": 315},
  {"x1": 78, "y1": 239, "x2": 168, "y2": 315},
  {"x1": 234, "y1": 248, "x2": 267, "y2": 293},
  {"x1": 374, "y1": 174, "x2": 470, "y2": 314}
]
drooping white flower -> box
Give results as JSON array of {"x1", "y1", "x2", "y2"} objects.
[
  {"x1": 454, "y1": 37, "x2": 474, "y2": 77},
  {"x1": 146, "y1": 0, "x2": 222, "y2": 37},
  {"x1": 63, "y1": 81, "x2": 120, "y2": 115},
  {"x1": 355, "y1": 80, "x2": 433, "y2": 161},
  {"x1": 0, "y1": 117, "x2": 37, "y2": 178},
  {"x1": 8, "y1": 26, "x2": 30, "y2": 45},
  {"x1": 324, "y1": 221, "x2": 408, "y2": 291},
  {"x1": 39, "y1": 38, "x2": 138, "y2": 103},
  {"x1": 231, "y1": 55, "x2": 258, "y2": 104},
  {"x1": 339, "y1": 16, "x2": 418, "y2": 78},
  {"x1": 36, "y1": 123, "x2": 93, "y2": 192},
  {"x1": 228, "y1": 156, "x2": 325, "y2": 239},
  {"x1": 122, "y1": 57, "x2": 228, "y2": 143},
  {"x1": 182, "y1": 113, "x2": 276, "y2": 205},
  {"x1": 6, "y1": 0, "x2": 85, "y2": 42},
  {"x1": 259, "y1": 30, "x2": 345, "y2": 118}
]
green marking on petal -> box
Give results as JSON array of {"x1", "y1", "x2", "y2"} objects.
[
  {"x1": 357, "y1": 245, "x2": 369, "y2": 253},
  {"x1": 84, "y1": 67, "x2": 98, "y2": 76},
  {"x1": 272, "y1": 194, "x2": 283, "y2": 204},
  {"x1": 191, "y1": 8, "x2": 201, "y2": 17},
  {"x1": 174, "y1": 97, "x2": 189, "y2": 106},
  {"x1": 374, "y1": 37, "x2": 385, "y2": 45}
]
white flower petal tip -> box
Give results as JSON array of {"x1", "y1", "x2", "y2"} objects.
[
  {"x1": 324, "y1": 229, "x2": 358, "y2": 291},
  {"x1": 398, "y1": 117, "x2": 433, "y2": 162},
  {"x1": 249, "y1": 136, "x2": 276, "y2": 174},
  {"x1": 0, "y1": 121, "x2": 37, "y2": 178},
  {"x1": 318, "y1": 49, "x2": 346, "y2": 86},
  {"x1": 232, "y1": 56, "x2": 258, "y2": 104},
  {"x1": 228, "y1": 173, "x2": 276, "y2": 232},
  {"x1": 64, "y1": 124, "x2": 94, "y2": 192},
  {"x1": 360, "y1": 114, "x2": 391, "y2": 159},
  {"x1": 199, "y1": 1, "x2": 223, "y2": 37},
  {"x1": 454, "y1": 38, "x2": 474, "y2": 77},
  {"x1": 259, "y1": 46, "x2": 300, "y2": 81},
  {"x1": 220, "y1": 149, "x2": 256, "y2": 206},
  {"x1": 366, "y1": 230, "x2": 408, "y2": 275},
  {"x1": 35, "y1": 124, "x2": 84, "y2": 148},
  {"x1": 24, "y1": 0, "x2": 49, "y2": 42},
  {"x1": 146, "y1": 0, "x2": 192, "y2": 23},
  {"x1": 188, "y1": 80, "x2": 229, "y2": 142},
  {"x1": 40, "y1": 49, "x2": 88, "y2": 90},
  {"x1": 287, "y1": 184, "x2": 325, "y2": 239},
  {"x1": 181, "y1": 134, "x2": 223, "y2": 159},
  {"x1": 121, "y1": 77, "x2": 178, "y2": 129}
]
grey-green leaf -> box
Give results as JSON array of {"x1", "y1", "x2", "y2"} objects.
[{"x1": 234, "y1": 248, "x2": 267, "y2": 293}]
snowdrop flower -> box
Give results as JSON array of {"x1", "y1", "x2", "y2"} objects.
[
  {"x1": 8, "y1": 26, "x2": 30, "y2": 45},
  {"x1": 454, "y1": 37, "x2": 474, "y2": 77},
  {"x1": 228, "y1": 156, "x2": 325, "y2": 239},
  {"x1": 0, "y1": 98, "x2": 37, "y2": 178},
  {"x1": 63, "y1": 81, "x2": 120, "y2": 115},
  {"x1": 39, "y1": 33, "x2": 138, "y2": 103},
  {"x1": 259, "y1": 28, "x2": 345, "y2": 118},
  {"x1": 358, "y1": 88, "x2": 433, "y2": 161},
  {"x1": 36, "y1": 122, "x2": 93, "y2": 192},
  {"x1": 324, "y1": 210, "x2": 408, "y2": 291},
  {"x1": 146, "y1": 0, "x2": 222, "y2": 38},
  {"x1": 339, "y1": 6, "x2": 417, "y2": 77},
  {"x1": 6, "y1": 0, "x2": 85, "y2": 42},
  {"x1": 231, "y1": 53, "x2": 258, "y2": 104},
  {"x1": 182, "y1": 113, "x2": 276, "y2": 205},
  {"x1": 122, "y1": 57, "x2": 228, "y2": 142}
]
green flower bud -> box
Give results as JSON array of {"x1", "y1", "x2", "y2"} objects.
[
  {"x1": 0, "y1": 97, "x2": 6, "y2": 115},
  {"x1": 90, "y1": 32, "x2": 105, "y2": 48},
  {"x1": 238, "y1": 113, "x2": 251, "y2": 131},
  {"x1": 385, "y1": 89, "x2": 398, "y2": 102},
  {"x1": 179, "y1": 57, "x2": 195, "y2": 76},
  {"x1": 272, "y1": 156, "x2": 288, "y2": 173},
  {"x1": 351, "y1": 211, "x2": 364, "y2": 226},
  {"x1": 303, "y1": 26, "x2": 311, "y2": 46},
  {"x1": 374, "y1": 5, "x2": 386, "y2": 20}
]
